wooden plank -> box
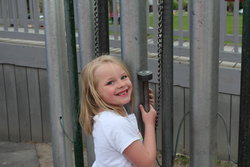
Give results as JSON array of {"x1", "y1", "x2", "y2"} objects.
[
  {"x1": 27, "y1": 67, "x2": 43, "y2": 142},
  {"x1": 184, "y1": 88, "x2": 190, "y2": 154},
  {"x1": 15, "y1": 66, "x2": 31, "y2": 141},
  {"x1": 0, "y1": 64, "x2": 9, "y2": 140},
  {"x1": 173, "y1": 86, "x2": 185, "y2": 154},
  {"x1": 0, "y1": 42, "x2": 242, "y2": 95},
  {"x1": 32, "y1": 0, "x2": 40, "y2": 32},
  {"x1": 0, "y1": 43, "x2": 46, "y2": 69},
  {"x1": 10, "y1": 0, "x2": 18, "y2": 31},
  {"x1": 230, "y1": 95, "x2": 240, "y2": 162},
  {"x1": 38, "y1": 69, "x2": 51, "y2": 142},
  {"x1": 217, "y1": 93, "x2": 231, "y2": 160},
  {"x1": 2, "y1": 0, "x2": 9, "y2": 29},
  {"x1": 18, "y1": 0, "x2": 29, "y2": 31},
  {"x1": 3, "y1": 64, "x2": 20, "y2": 141}
]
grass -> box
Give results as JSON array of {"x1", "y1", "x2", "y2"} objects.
[
  {"x1": 148, "y1": 12, "x2": 243, "y2": 35},
  {"x1": 109, "y1": 12, "x2": 243, "y2": 45}
]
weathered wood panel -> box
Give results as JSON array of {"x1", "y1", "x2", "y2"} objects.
[
  {"x1": 0, "y1": 43, "x2": 46, "y2": 69},
  {"x1": 217, "y1": 93, "x2": 231, "y2": 160},
  {"x1": 27, "y1": 68, "x2": 43, "y2": 142},
  {"x1": 230, "y1": 95, "x2": 240, "y2": 162},
  {"x1": 38, "y1": 69, "x2": 50, "y2": 142},
  {"x1": 3, "y1": 64, "x2": 20, "y2": 141},
  {"x1": 0, "y1": 64, "x2": 8, "y2": 141},
  {"x1": 173, "y1": 86, "x2": 185, "y2": 153},
  {"x1": 15, "y1": 66, "x2": 31, "y2": 141},
  {"x1": 184, "y1": 88, "x2": 190, "y2": 154}
]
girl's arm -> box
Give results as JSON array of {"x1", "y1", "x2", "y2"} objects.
[{"x1": 123, "y1": 104, "x2": 157, "y2": 167}]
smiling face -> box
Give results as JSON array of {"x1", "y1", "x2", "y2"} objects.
[{"x1": 94, "y1": 62, "x2": 133, "y2": 107}]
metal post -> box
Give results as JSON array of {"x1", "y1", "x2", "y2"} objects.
[
  {"x1": 120, "y1": 0, "x2": 148, "y2": 132},
  {"x1": 43, "y1": 0, "x2": 74, "y2": 166},
  {"x1": 75, "y1": 0, "x2": 95, "y2": 166},
  {"x1": 63, "y1": 0, "x2": 83, "y2": 166},
  {"x1": 238, "y1": 0, "x2": 250, "y2": 166},
  {"x1": 161, "y1": 0, "x2": 174, "y2": 166},
  {"x1": 189, "y1": 0, "x2": 220, "y2": 167},
  {"x1": 98, "y1": 0, "x2": 109, "y2": 55}
]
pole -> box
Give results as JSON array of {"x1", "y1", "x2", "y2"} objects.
[
  {"x1": 98, "y1": 0, "x2": 109, "y2": 55},
  {"x1": 43, "y1": 0, "x2": 74, "y2": 166},
  {"x1": 75, "y1": 0, "x2": 96, "y2": 166},
  {"x1": 120, "y1": 0, "x2": 148, "y2": 132},
  {"x1": 63, "y1": 0, "x2": 83, "y2": 166},
  {"x1": 238, "y1": 0, "x2": 250, "y2": 166},
  {"x1": 189, "y1": 0, "x2": 220, "y2": 166},
  {"x1": 161, "y1": 0, "x2": 174, "y2": 166}
]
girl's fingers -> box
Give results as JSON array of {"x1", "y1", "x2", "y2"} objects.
[{"x1": 139, "y1": 104, "x2": 145, "y2": 113}]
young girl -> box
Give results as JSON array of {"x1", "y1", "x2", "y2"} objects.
[{"x1": 80, "y1": 55, "x2": 157, "y2": 167}]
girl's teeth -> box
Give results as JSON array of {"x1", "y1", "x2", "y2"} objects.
[
  {"x1": 119, "y1": 92, "x2": 126, "y2": 95},
  {"x1": 118, "y1": 90, "x2": 127, "y2": 95}
]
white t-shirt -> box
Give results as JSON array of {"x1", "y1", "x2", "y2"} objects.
[{"x1": 92, "y1": 111, "x2": 142, "y2": 167}]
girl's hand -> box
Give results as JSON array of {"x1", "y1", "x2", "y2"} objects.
[
  {"x1": 139, "y1": 104, "x2": 157, "y2": 127},
  {"x1": 124, "y1": 104, "x2": 157, "y2": 167},
  {"x1": 149, "y1": 88, "x2": 154, "y2": 107}
]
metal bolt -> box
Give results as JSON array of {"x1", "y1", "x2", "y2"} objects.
[{"x1": 137, "y1": 70, "x2": 153, "y2": 112}]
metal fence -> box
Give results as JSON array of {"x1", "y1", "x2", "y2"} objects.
[
  {"x1": 0, "y1": 0, "x2": 44, "y2": 40},
  {"x1": 0, "y1": 0, "x2": 243, "y2": 62},
  {"x1": 0, "y1": 0, "x2": 242, "y2": 162}
]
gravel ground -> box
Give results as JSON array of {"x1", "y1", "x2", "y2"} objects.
[
  {"x1": 34, "y1": 143, "x2": 187, "y2": 167},
  {"x1": 35, "y1": 143, "x2": 236, "y2": 167},
  {"x1": 35, "y1": 143, "x2": 53, "y2": 167}
]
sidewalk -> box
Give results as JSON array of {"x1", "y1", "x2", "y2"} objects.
[
  {"x1": 0, "y1": 141, "x2": 237, "y2": 167},
  {"x1": 0, "y1": 141, "x2": 162, "y2": 167},
  {"x1": 0, "y1": 141, "x2": 53, "y2": 167}
]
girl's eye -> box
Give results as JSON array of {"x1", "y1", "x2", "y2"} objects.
[
  {"x1": 121, "y1": 75, "x2": 128, "y2": 80},
  {"x1": 106, "y1": 81, "x2": 113, "y2": 85}
]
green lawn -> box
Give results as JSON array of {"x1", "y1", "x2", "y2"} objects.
[
  {"x1": 148, "y1": 13, "x2": 243, "y2": 35},
  {"x1": 110, "y1": 12, "x2": 242, "y2": 43}
]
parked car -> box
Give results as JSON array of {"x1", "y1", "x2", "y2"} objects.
[{"x1": 239, "y1": 9, "x2": 243, "y2": 14}]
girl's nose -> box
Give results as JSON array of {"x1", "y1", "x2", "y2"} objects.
[{"x1": 117, "y1": 79, "x2": 125, "y2": 88}]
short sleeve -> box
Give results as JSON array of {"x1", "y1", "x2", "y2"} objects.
[{"x1": 102, "y1": 113, "x2": 141, "y2": 154}]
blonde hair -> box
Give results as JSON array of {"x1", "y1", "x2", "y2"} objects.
[{"x1": 79, "y1": 55, "x2": 134, "y2": 135}]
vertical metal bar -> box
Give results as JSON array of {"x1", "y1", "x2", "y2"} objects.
[
  {"x1": 178, "y1": 0, "x2": 184, "y2": 46},
  {"x1": 98, "y1": 0, "x2": 109, "y2": 55},
  {"x1": 161, "y1": 0, "x2": 174, "y2": 166},
  {"x1": 112, "y1": 0, "x2": 119, "y2": 40},
  {"x1": 2, "y1": 0, "x2": 8, "y2": 30},
  {"x1": 43, "y1": 0, "x2": 74, "y2": 166},
  {"x1": 33, "y1": 0, "x2": 40, "y2": 33},
  {"x1": 153, "y1": 0, "x2": 158, "y2": 45},
  {"x1": 75, "y1": 0, "x2": 95, "y2": 166},
  {"x1": 10, "y1": 0, "x2": 17, "y2": 31},
  {"x1": 219, "y1": 0, "x2": 227, "y2": 53},
  {"x1": 76, "y1": 0, "x2": 95, "y2": 63},
  {"x1": 4, "y1": 0, "x2": 9, "y2": 26},
  {"x1": 238, "y1": 0, "x2": 250, "y2": 166},
  {"x1": 233, "y1": 0, "x2": 240, "y2": 53},
  {"x1": 18, "y1": 0, "x2": 27, "y2": 30},
  {"x1": 29, "y1": 0, "x2": 34, "y2": 21},
  {"x1": 146, "y1": 0, "x2": 149, "y2": 32},
  {"x1": 189, "y1": 0, "x2": 220, "y2": 166},
  {"x1": 120, "y1": 0, "x2": 148, "y2": 132},
  {"x1": 63, "y1": 0, "x2": 83, "y2": 167}
]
